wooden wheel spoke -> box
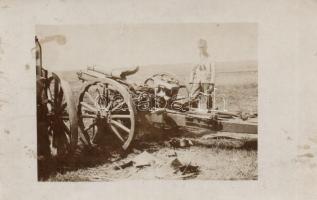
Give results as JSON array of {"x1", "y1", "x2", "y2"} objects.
[
  {"x1": 111, "y1": 120, "x2": 130, "y2": 133},
  {"x1": 62, "y1": 122, "x2": 71, "y2": 136},
  {"x1": 63, "y1": 123, "x2": 71, "y2": 145},
  {"x1": 80, "y1": 102, "x2": 97, "y2": 113},
  {"x1": 56, "y1": 89, "x2": 64, "y2": 106},
  {"x1": 81, "y1": 130, "x2": 93, "y2": 146},
  {"x1": 84, "y1": 121, "x2": 97, "y2": 133},
  {"x1": 80, "y1": 114, "x2": 96, "y2": 118},
  {"x1": 47, "y1": 87, "x2": 53, "y2": 101},
  {"x1": 106, "y1": 100, "x2": 113, "y2": 110},
  {"x1": 110, "y1": 125, "x2": 124, "y2": 142},
  {"x1": 96, "y1": 87, "x2": 101, "y2": 97},
  {"x1": 111, "y1": 101, "x2": 125, "y2": 112},
  {"x1": 54, "y1": 79, "x2": 59, "y2": 105},
  {"x1": 111, "y1": 114, "x2": 131, "y2": 119},
  {"x1": 85, "y1": 91, "x2": 96, "y2": 104},
  {"x1": 102, "y1": 84, "x2": 106, "y2": 96}
]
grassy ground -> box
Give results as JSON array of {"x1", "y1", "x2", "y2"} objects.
[
  {"x1": 49, "y1": 147, "x2": 257, "y2": 181},
  {"x1": 215, "y1": 83, "x2": 257, "y2": 113},
  {"x1": 47, "y1": 125, "x2": 257, "y2": 181}
]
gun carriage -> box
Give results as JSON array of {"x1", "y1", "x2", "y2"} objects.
[{"x1": 76, "y1": 66, "x2": 258, "y2": 151}]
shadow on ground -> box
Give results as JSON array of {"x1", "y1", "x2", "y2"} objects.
[{"x1": 38, "y1": 126, "x2": 257, "y2": 181}]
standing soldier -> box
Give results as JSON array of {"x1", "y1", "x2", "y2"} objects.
[{"x1": 189, "y1": 39, "x2": 216, "y2": 110}]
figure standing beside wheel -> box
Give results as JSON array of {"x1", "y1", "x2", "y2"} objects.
[{"x1": 189, "y1": 39, "x2": 216, "y2": 110}]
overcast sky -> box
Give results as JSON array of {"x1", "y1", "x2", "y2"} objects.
[{"x1": 36, "y1": 23, "x2": 257, "y2": 71}]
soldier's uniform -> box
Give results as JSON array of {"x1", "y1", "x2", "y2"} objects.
[{"x1": 189, "y1": 39, "x2": 216, "y2": 110}]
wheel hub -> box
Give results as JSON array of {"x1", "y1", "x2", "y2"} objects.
[{"x1": 97, "y1": 107, "x2": 111, "y2": 123}]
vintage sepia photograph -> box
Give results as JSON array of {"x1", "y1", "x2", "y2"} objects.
[{"x1": 35, "y1": 23, "x2": 258, "y2": 181}]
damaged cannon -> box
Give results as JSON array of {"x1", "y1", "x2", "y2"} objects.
[{"x1": 76, "y1": 66, "x2": 258, "y2": 151}]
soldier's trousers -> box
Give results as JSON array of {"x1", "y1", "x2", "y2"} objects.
[{"x1": 189, "y1": 83, "x2": 213, "y2": 110}]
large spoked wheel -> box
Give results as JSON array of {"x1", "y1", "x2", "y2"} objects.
[
  {"x1": 38, "y1": 73, "x2": 78, "y2": 159},
  {"x1": 78, "y1": 78, "x2": 136, "y2": 150}
]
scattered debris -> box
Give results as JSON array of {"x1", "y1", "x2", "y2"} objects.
[
  {"x1": 178, "y1": 162, "x2": 199, "y2": 175},
  {"x1": 167, "y1": 138, "x2": 194, "y2": 148},
  {"x1": 170, "y1": 158, "x2": 183, "y2": 170},
  {"x1": 136, "y1": 164, "x2": 151, "y2": 169},
  {"x1": 170, "y1": 158, "x2": 199, "y2": 179},
  {"x1": 114, "y1": 161, "x2": 134, "y2": 170},
  {"x1": 108, "y1": 152, "x2": 122, "y2": 162},
  {"x1": 167, "y1": 151, "x2": 177, "y2": 157},
  {"x1": 114, "y1": 151, "x2": 157, "y2": 170}
]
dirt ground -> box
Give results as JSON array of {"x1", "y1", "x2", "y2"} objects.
[{"x1": 45, "y1": 127, "x2": 257, "y2": 181}]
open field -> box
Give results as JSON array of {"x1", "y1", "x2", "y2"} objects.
[{"x1": 45, "y1": 62, "x2": 258, "y2": 181}]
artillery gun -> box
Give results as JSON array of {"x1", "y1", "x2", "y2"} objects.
[{"x1": 76, "y1": 66, "x2": 258, "y2": 150}]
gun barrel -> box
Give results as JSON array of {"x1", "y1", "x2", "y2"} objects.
[
  {"x1": 87, "y1": 66, "x2": 111, "y2": 77},
  {"x1": 77, "y1": 71, "x2": 101, "y2": 82}
]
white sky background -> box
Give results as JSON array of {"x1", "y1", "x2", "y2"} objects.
[{"x1": 36, "y1": 23, "x2": 257, "y2": 71}]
